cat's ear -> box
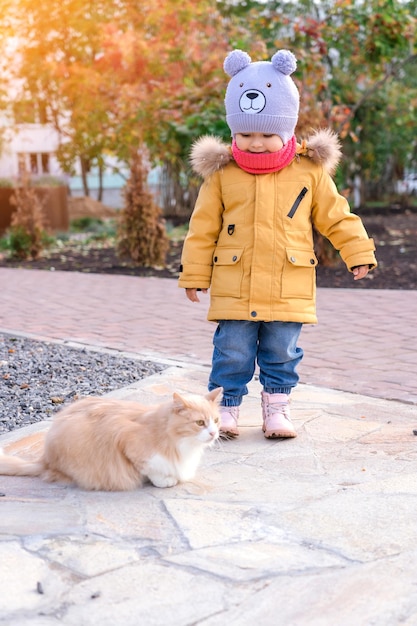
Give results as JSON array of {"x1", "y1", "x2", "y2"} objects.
[
  {"x1": 172, "y1": 392, "x2": 187, "y2": 410},
  {"x1": 206, "y1": 388, "x2": 223, "y2": 403}
]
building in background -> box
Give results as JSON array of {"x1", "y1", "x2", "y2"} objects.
[{"x1": 0, "y1": 105, "x2": 127, "y2": 209}]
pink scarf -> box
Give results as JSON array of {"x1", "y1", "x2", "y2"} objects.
[{"x1": 232, "y1": 135, "x2": 297, "y2": 174}]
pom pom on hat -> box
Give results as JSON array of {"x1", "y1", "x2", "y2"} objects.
[
  {"x1": 224, "y1": 50, "x2": 252, "y2": 77},
  {"x1": 271, "y1": 49, "x2": 297, "y2": 75},
  {"x1": 224, "y1": 49, "x2": 300, "y2": 143}
]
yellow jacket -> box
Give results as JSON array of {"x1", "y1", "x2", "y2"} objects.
[{"x1": 178, "y1": 131, "x2": 377, "y2": 324}]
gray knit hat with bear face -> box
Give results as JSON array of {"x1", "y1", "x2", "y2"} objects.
[{"x1": 224, "y1": 49, "x2": 300, "y2": 144}]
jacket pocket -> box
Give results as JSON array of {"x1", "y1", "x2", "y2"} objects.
[
  {"x1": 281, "y1": 248, "x2": 318, "y2": 300},
  {"x1": 211, "y1": 248, "x2": 244, "y2": 297}
]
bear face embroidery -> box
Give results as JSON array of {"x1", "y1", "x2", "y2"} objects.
[{"x1": 239, "y1": 89, "x2": 266, "y2": 114}]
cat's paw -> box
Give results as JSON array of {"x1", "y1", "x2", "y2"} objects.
[{"x1": 149, "y1": 474, "x2": 178, "y2": 488}]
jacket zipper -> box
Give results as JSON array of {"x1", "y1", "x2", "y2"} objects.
[{"x1": 287, "y1": 187, "x2": 308, "y2": 218}]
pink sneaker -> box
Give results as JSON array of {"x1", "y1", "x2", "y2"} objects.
[
  {"x1": 261, "y1": 391, "x2": 297, "y2": 439},
  {"x1": 219, "y1": 406, "x2": 240, "y2": 438}
]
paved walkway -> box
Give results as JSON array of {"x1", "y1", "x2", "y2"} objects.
[
  {"x1": 1, "y1": 268, "x2": 417, "y2": 625},
  {"x1": 0, "y1": 268, "x2": 416, "y2": 403}
]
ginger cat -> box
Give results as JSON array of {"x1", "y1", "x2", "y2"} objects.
[{"x1": 0, "y1": 389, "x2": 222, "y2": 491}]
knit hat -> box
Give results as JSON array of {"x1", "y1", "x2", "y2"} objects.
[{"x1": 224, "y1": 49, "x2": 300, "y2": 144}]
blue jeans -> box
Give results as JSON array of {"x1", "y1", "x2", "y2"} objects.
[{"x1": 208, "y1": 320, "x2": 303, "y2": 407}]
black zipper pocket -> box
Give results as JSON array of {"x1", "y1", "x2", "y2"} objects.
[{"x1": 287, "y1": 187, "x2": 308, "y2": 218}]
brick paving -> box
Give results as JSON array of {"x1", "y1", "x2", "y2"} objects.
[{"x1": 1, "y1": 267, "x2": 416, "y2": 404}]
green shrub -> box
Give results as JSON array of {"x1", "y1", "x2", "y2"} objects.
[
  {"x1": 70, "y1": 216, "x2": 105, "y2": 232},
  {"x1": 1, "y1": 226, "x2": 54, "y2": 260},
  {"x1": 70, "y1": 217, "x2": 117, "y2": 242}
]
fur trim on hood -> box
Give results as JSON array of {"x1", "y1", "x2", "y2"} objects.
[
  {"x1": 190, "y1": 136, "x2": 233, "y2": 178},
  {"x1": 190, "y1": 128, "x2": 342, "y2": 178},
  {"x1": 298, "y1": 128, "x2": 342, "y2": 176}
]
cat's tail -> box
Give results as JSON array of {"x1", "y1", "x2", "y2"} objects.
[{"x1": 0, "y1": 448, "x2": 44, "y2": 477}]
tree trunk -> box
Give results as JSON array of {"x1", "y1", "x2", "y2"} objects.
[
  {"x1": 80, "y1": 156, "x2": 90, "y2": 197},
  {"x1": 97, "y1": 163, "x2": 104, "y2": 202}
]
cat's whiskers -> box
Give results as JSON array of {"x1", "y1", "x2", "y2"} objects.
[{"x1": 213, "y1": 435, "x2": 229, "y2": 452}]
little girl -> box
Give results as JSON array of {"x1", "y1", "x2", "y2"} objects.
[{"x1": 179, "y1": 49, "x2": 377, "y2": 439}]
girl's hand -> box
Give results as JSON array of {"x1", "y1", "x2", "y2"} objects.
[
  {"x1": 185, "y1": 288, "x2": 208, "y2": 302},
  {"x1": 352, "y1": 265, "x2": 369, "y2": 281}
]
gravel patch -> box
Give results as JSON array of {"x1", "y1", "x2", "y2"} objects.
[{"x1": 0, "y1": 333, "x2": 167, "y2": 433}]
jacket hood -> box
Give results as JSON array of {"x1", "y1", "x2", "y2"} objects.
[{"x1": 190, "y1": 128, "x2": 342, "y2": 178}]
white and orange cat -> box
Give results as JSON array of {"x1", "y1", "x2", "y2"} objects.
[{"x1": 0, "y1": 388, "x2": 222, "y2": 491}]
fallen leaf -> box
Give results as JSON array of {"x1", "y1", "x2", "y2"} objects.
[{"x1": 50, "y1": 396, "x2": 64, "y2": 404}]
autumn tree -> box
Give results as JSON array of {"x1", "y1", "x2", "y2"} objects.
[
  {"x1": 95, "y1": 1, "x2": 264, "y2": 218},
  {"x1": 0, "y1": 1, "x2": 118, "y2": 197},
  {"x1": 224, "y1": 0, "x2": 417, "y2": 205},
  {"x1": 0, "y1": 0, "x2": 264, "y2": 212}
]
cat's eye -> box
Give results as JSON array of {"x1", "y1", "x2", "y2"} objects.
[
  {"x1": 266, "y1": 82, "x2": 272, "y2": 87},
  {"x1": 196, "y1": 420, "x2": 205, "y2": 427},
  {"x1": 239, "y1": 82, "x2": 244, "y2": 87}
]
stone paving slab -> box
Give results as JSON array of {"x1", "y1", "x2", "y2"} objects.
[{"x1": 1, "y1": 365, "x2": 417, "y2": 625}]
